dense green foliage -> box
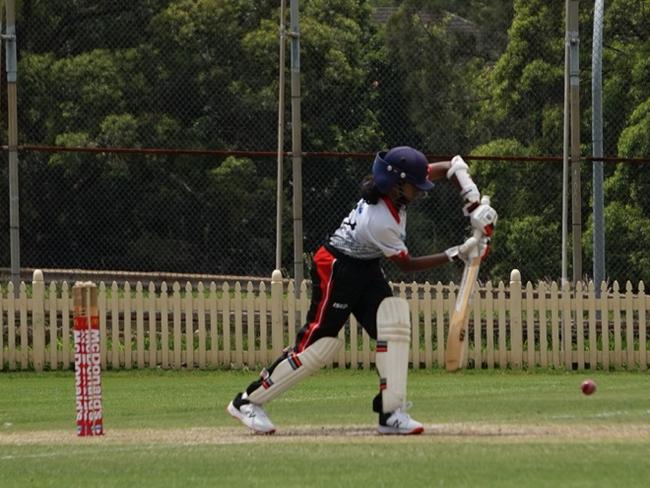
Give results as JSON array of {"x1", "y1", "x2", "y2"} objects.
[{"x1": 2, "y1": 0, "x2": 649, "y2": 283}]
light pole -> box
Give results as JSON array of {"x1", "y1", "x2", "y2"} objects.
[
  {"x1": 592, "y1": 0, "x2": 605, "y2": 291},
  {"x1": 275, "y1": 0, "x2": 287, "y2": 273}
]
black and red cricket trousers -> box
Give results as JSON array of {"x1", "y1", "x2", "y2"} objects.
[{"x1": 294, "y1": 244, "x2": 392, "y2": 352}]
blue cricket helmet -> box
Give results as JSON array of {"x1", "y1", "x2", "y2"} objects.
[{"x1": 371, "y1": 146, "x2": 434, "y2": 194}]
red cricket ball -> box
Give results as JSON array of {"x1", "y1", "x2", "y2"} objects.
[{"x1": 581, "y1": 379, "x2": 597, "y2": 395}]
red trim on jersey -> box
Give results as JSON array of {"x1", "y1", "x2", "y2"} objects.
[
  {"x1": 381, "y1": 196, "x2": 400, "y2": 223},
  {"x1": 297, "y1": 247, "x2": 336, "y2": 352},
  {"x1": 388, "y1": 250, "x2": 409, "y2": 263}
]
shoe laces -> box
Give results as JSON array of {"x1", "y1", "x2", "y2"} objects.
[
  {"x1": 251, "y1": 403, "x2": 271, "y2": 421},
  {"x1": 397, "y1": 401, "x2": 414, "y2": 414},
  {"x1": 240, "y1": 395, "x2": 269, "y2": 418},
  {"x1": 392, "y1": 402, "x2": 414, "y2": 423}
]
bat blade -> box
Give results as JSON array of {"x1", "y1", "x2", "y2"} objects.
[{"x1": 445, "y1": 256, "x2": 480, "y2": 372}]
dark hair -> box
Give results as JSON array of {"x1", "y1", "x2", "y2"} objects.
[{"x1": 360, "y1": 174, "x2": 383, "y2": 204}]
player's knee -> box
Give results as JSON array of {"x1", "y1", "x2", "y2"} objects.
[
  {"x1": 247, "y1": 337, "x2": 342, "y2": 404},
  {"x1": 377, "y1": 297, "x2": 411, "y2": 339},
  {"x1": 302, "y1": 336, "x2": 343, "y2": 367}
]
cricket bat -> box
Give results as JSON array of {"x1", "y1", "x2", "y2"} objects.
[
  {"x1": 445, "y1": 248, "x2": 481, "y2": 372},
  {"x1": 446, "y1": 194, "x2": 494, "y2": 372}
]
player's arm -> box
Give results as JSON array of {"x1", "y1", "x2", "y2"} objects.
[
  {"x1": 388, "y1": 237, "x2": 483, "y2": 273},
  {"x1": 427, "y1": 156, "x2": 487, "y2": 207},
  {"x1": 431, "y1": 156, "x2": 498, "y2": 236},
  {"x1": 427, "y1": 160, "x2": 452, "y2": 183},
  {"x1": 427, "y1": 158, "x2": 478, "y2": 198},
  {"x1": 389, "y1": 251, "x2": 449, "y2": 272},
  {"x1": 442, "y1": 156, "x2": 481, "y2": 212}
]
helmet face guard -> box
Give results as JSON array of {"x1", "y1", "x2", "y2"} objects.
[{"x1": 372, "y1": 146, "x2": 434, "y2": 194}]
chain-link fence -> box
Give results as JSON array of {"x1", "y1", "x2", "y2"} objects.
[{"x1": 2, "y1": 1, "x2": 650, "y2": 286}]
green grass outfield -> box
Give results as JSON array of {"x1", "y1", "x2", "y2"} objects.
[{"x1": 1, "y1": 368, "x2": 649, "y2": 487}]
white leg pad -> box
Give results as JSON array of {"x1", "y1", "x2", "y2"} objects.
[
  {"x1": 247, "y1": 337, "x2": 342, "y2": 405},
  {"x1": 375, "y1": 297, "x2": 411, "y2": 413}
]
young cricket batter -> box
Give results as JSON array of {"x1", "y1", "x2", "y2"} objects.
[{"x1": 227, "y1": 146, "x2": 496, "y2": 434}]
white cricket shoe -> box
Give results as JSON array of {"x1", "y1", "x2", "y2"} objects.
[
  {"x1": 377, "y1": 404, "x2": 424, "y2": 435},
  {"x1": 227, "y1": 393, "x2": 276, "y2": 434}
]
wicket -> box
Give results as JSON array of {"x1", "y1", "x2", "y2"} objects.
[{"x1": 73, "y1": 282, "x2": 103, "y2": 436}]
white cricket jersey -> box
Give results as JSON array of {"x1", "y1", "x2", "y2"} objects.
[{"x1": 328, "y1": 197, "x2": 408, "y2": 260}]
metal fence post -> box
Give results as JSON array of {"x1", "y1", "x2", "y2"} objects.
[
  {"x1": 4, "y1": 0, "x2": 21, "y2": 292},
  {"x1": 568, "y1": 0, "x2": 582, "y2": 283},
  {"x1": 289, "y1": 0, "x2": 304, "y2": 290}
]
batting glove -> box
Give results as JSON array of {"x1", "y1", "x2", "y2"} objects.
[
  {"x1": 445, "y1": 236, "x2": 480, "y2": 263},
  {"x1": 469, "y1": 198, "x2": 498, "y2": 237}
]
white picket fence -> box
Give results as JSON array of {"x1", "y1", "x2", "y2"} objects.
[{"x1": 1, "y1": 269, "x2": 648, "y2": 371}]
